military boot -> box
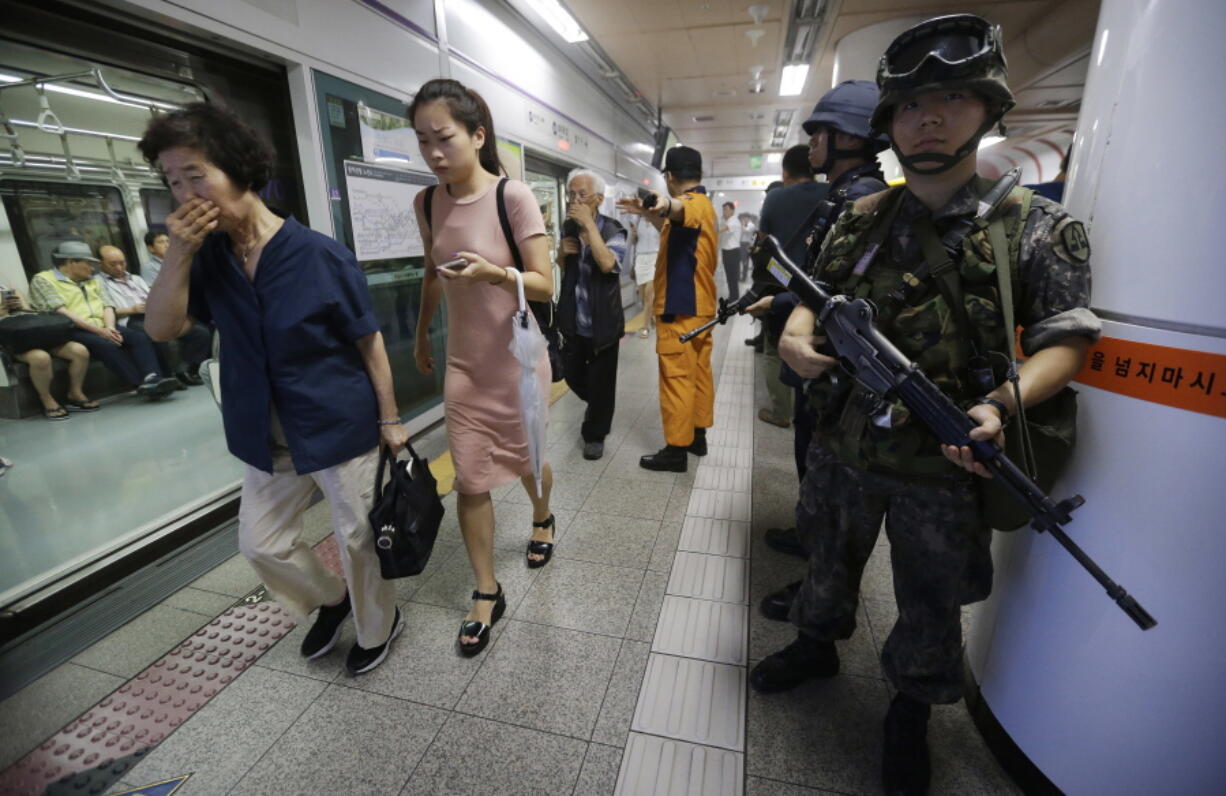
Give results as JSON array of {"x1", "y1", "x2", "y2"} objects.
[
  {"x1": 882, "y1": 692, "x2": 932, "y2": 796},
  {"x1": 687, "y1": 427, "x2": 707, "y2": 456},
  {"x1": 640, "y1": 445, "x2": 688, "y2": 472},
  {"x1": 749, "y1": 633, "x2": 839, "y2": 693},
  {"x1": 764, "y1": 526, "x2": 806, "y2": 558},
  {"x1": 759, "y1": 580, "x2": 801, "y2": 621}
]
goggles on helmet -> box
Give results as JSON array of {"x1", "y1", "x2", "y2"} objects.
[{"x1": 880, "y1": 15, "x2": 1000, "y2": 83}]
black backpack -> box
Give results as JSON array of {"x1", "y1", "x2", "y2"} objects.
[
  {"x1": 422, "y1": 178, "x2": 563, "y2": 382},
  {"x1": 367, "y1": 444, "x2": 444, "y2": 579}
]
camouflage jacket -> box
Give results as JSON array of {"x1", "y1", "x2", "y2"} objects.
[{"x1": 807, "y1": 177, "x2": 1102, "y2": 479}]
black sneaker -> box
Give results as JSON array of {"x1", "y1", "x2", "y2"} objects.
[
  {"x1": 176, "y1": 369, "x2": 204, "y2": 387},
  {"x1": 640, "y1": 445, "x2": 688, "y2": 472},
  {"x1": 764, "y1": 526, "x2": 806, "y2": 559},
  {"x1": 346, "y1": 607, "x2": 404, "y2": 675},
  {"x1": 749, "y1": 633, "x2": 840, "y2": 693},
  {"x1": 583, "y1": 440, "x2": 604, "y2": 460},
  {"x1": 300, "y1": 593, "x2": 351, "y2": 659},
  {"x1": 759, "y1": 580, "x2": 801, "y2": 622},
  {"x1": 882, "y1": 693, "x2": 932, "y2": 795}
]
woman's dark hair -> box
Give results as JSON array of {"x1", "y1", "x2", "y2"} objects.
[
  {"x1": 137, "y1": 103, "x2": 274, "y2": 192},
  {"x1": 782, "y1": 144, "x2": 814, "y2": 179},
  {"x1": 407, "y1": 79, "x2": 503, "y2": 177}
]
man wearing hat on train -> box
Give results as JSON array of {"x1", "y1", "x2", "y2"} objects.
[
  {"x1": 760, "y1": 15, "x2": 1102, "y2": 794},
  {"x1": 617, "y1": 145, "x2": 719, "y2": 473}
]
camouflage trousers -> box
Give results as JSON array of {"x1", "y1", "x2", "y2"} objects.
[{"x1": 790, "y1": 442, "x2": 993, "y2": 704}]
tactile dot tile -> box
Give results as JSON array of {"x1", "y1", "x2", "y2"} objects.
[
  {"x1": 686, "y1": 489, "x2": 751, "y2": 522},
  {"x1": 651, "y1": 596, "x2": 748, "y2": 665},
  {"x1": 676, "y1": 517, "x2": 749, "y2": 558},
  {"x1": 0, "y1": 597, "x2": 300, "y2": 794},
  {"x1": 691, "y1": 466, "x2": 751, "y2": 494},
  {"x1": 630, "y1": 654, "x2": 746, "y2": 751},
  {"x1": 615, "y1": 733, "x2": 743, "y2": 796},
  {"x1": 666, "y1": 553, "x2": 748, "y2": 604}
]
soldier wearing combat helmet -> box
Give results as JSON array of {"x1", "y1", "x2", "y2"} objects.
[{"x1": 758, "y1": 14, "x2": 1102, "y2": 795}]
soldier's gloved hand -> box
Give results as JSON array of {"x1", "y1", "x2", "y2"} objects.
[
  {"x1": 779, "y1": 332, "x2": 836, "y2": 379},
  {"x1": 940, "y1": 403, "x2": 1005, "y2": 478}
]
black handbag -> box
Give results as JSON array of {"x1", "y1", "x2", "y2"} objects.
[
  {"x1": 368, "y1": 444, "x2": 444, "y2": 579},
  {"x1": 0, "y1": 311, "x2": 74, "y2": 353}
]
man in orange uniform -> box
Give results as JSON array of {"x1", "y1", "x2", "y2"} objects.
[{"x1": 618, "y1": 146, "x2": 719, "y2": 473}]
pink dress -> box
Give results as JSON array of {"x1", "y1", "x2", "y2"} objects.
[{"x1": 420, "y1": 179, "x2": 551, "y2": 494}]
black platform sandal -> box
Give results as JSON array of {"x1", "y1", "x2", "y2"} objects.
[
  {"x1": 526, "y1": 514, "x2": 556, "y2": 569},
  {"x1": 457, "y1": 583, "x2": 506, "y2": 657}
]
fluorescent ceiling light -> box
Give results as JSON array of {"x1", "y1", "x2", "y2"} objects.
[
  {"x1": 766, "y1": 152, "x2": 782, "y2": 164},
  {"x1": 523, "y1": 0, "x2": 588, "y2": 43},
  {"x1": 779, "y1": 64, "x2": 808, "y2": 96},
  {"x1": 978, "y1": 135, "x2": 1005, "y2": 150},
  {"x1": 0, "y1": 72, "x2": 181, "y2": 110}
]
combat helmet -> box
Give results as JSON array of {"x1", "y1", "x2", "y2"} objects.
[
  {"x1": 802, "y1": 80, "x2": 889, "y2": 174},
  {"x1": 871, "y1": 14, "x2": 1015, "y2": 175}
]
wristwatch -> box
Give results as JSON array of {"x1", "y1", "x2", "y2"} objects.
[{"x1": 974, "y1": 396, "x2": 1010, "y2": 427}]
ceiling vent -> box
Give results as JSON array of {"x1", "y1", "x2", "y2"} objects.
[{"x1": 692, "y1": 115, "x2": 716, "y2": 123}]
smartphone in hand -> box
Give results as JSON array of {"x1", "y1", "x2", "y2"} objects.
[{"x1": 435, "y1": 257, "x2": 468, "y2": 272}]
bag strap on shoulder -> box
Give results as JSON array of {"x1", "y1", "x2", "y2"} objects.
[
  {"x1": 422, "y1": 185, "x2": 436, "y2": 232},
  {"x1": 495, "y1": 178, "x2": 524, "y2": 272}
]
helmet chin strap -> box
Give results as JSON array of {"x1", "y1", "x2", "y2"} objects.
[
  {"x1": 894, "y1": 116, "x2": 999, "y2": 176},
  {"x1": 817, "y1": 128, "x2": 880, "y2": 174}
]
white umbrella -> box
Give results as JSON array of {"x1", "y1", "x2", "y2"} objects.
[{"x1": 507, "y1": 270, "x2": 548, "y2": 498}]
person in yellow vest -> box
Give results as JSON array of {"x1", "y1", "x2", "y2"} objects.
[
  {"x1": 29, "y1": 241, "x2": 179, "y2": 399},
  {"x1": 617, "y1": 146, "x2": 719, "y2": 473}
]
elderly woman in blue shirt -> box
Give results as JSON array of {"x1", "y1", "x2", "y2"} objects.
[{"x1": 139, "y1": 104, "x2": 408, "y2": 676}]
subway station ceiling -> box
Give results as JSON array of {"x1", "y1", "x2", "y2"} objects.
[{"x1": 561, "y1": 0, "x2": 1099, "y2": 177}]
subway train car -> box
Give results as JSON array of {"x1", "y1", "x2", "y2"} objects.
[{"x1": 0, "y1": 1, "x2": 1222, "y2": 794}]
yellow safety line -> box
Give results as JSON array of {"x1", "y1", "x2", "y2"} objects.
[{"x1": 428, "y1": 379, "x2": 572, "y2": 496}]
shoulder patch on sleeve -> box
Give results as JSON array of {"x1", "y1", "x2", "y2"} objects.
[{"x1": 1055, "y1": 218, "x2": 1091, "y2": 264}]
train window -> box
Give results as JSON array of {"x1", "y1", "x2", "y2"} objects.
[
  {"x1": 140, "y1": 187, "x2": 173, "y2": 236},
  {"x1": 1, "y1": 181, "x2": 139, "y2": 280}
]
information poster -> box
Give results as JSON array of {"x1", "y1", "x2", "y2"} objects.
[
  {"x1": 343, "y1": 161, "x2": 435, "y2": 261},
  {"x1": 357, "y1": 102, "x2": 417, "y2": 169}
]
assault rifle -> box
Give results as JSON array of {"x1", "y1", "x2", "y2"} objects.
[
  {"x1": 678, "y1": 287, "x2": 764, "y2": 343},
  {"x1": 762, "y1": 235, "x2": 1156, "y2": 630}
]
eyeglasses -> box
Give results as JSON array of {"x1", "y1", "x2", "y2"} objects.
[{"x1": 565, "y1": 191, "x2": 593, "y2": 201}]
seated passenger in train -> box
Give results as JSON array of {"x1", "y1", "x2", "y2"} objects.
[
  {"x1": 556, "y1": 168, "x2": 627, "y2": 461},
  {"x1": 28, "y1": 242, "x2": 179, "y2": 400},
  {"x1": 138, "y1": 102, "x2": 409, "y2": 676},
  {"x1": 0, "y1": 283, "x2": 94, "y2": 418},
  {"x1": 758, "y1": 15, "x2": 1101, "y2": 794},
  {"x1": 143, "y1": 230, "x2": 169, "y2": 285},
  {"x1": 97, "y1": 244, "x2": 210, "y2": 387}
]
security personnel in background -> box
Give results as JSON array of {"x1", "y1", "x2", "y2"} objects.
[
  {"x1": 756, "y1": 15, "x2": 1101, "y2": 794},
  {"x1": 617, "y1": 146, "x2": 718, "y2": 473},
  {"x1": 752, "y1": 79, "x2": 890, "y2": 619}
]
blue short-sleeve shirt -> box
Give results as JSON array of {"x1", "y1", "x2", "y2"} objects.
[{"x1": 189, "y1": 216, "x2": 380, "y2": 474}]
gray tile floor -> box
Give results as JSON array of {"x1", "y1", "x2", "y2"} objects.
[{"x1": 0, "y1": 305, "x2": 1023, "y2": 795}]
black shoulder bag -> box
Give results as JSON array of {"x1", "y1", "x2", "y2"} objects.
[
  {"x1": 422, "y1": 179, "x2": 564, "y2": 382},
  {"x1": 368, "y1": 444, "x2": 444, "y2": 579}
]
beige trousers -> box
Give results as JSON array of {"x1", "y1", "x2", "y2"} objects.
[{"x1": 237, "y1": 442, "x2": 395, "y2": 649}]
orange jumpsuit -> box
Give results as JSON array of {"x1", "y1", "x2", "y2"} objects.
[{"x1": 652, "y1": 187, "x2": 719, "y2": 447}]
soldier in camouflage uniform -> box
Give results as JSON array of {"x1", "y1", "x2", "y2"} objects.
[{"x1": 750, "y1": 14, "x2": 1102, "y2": 795}]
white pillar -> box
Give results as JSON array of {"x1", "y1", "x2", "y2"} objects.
[{"x1": 965, "y1": 1, "x2": 1226, "y2": 793}]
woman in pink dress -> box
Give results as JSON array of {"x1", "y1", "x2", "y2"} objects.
[{"x1": 410, "y1": 79, "x2": 556, "y2": 656}]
